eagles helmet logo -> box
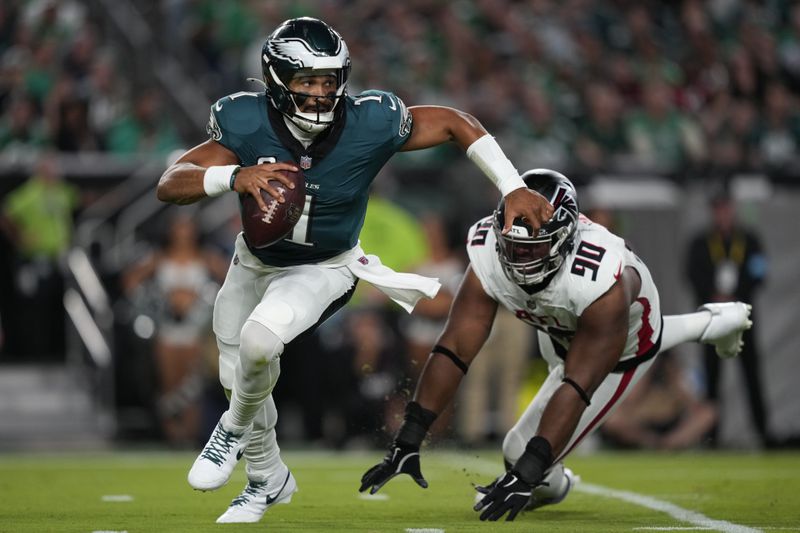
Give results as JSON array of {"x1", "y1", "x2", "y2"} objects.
[{"x1": 266, "y1": 37, "x2": 348, "y2": 70}]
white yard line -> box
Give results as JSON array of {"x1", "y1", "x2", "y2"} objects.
[
  {"x1": 358, "y1": 493, "x2": 389, "y2": 501},
  {"x1": 441, "y1": 454, "x2": 762, "y2": 533},
  {"x1": 579, "y1": 482, "x2": 761, "y2": 533},
  {"x1": 633, "y1": 526, "x2": 711, "y2": 531},
  {"x1": 100, "y1": 495, "x2": 133, "y2": 502}
]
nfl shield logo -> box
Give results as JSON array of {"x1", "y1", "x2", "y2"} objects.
[{"x1": 300, "y1": 155, "x2": 312, "y2": 170}]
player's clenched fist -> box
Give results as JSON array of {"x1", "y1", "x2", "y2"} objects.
[{"x1": 358, "y1": 443, "x2": 428, "y2": 495}]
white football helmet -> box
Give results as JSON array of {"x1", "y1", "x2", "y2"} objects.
[{"x1": 493, "y1": 169, "x2": 579, "y2": 288}]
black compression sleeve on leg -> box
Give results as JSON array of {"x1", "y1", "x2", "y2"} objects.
[
  {"x1": 512, "y1": 436, "x2": 553, "y2": 486},
  {"x1": 395, "y1": 401, "x2": 438, "y2": 449}
]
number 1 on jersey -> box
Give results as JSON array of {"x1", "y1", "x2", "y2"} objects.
[{"x1": 286, "y1": 194, "x2": 315, "y2": 246}]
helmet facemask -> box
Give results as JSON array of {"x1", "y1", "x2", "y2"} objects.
[
  {"x1": 266, "y1": 66, "x2": 347, "y2": 134},
  {"x1": 493, "y1": 216, "x2": 575, "y2": 286}
]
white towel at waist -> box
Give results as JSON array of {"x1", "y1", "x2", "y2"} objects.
[
  {"x1": 232, "y1": 235, "x2": 440, "y2": 313},
  {"x1": 347, "y1": 250, "x2": 441, "y2": 313}
]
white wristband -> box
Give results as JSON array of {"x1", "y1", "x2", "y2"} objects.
[
  {"x1": 203, "y1": 165, "x2": 239, "y2": 197},
  {"x1": 466, "y1": 134, "x2": 526, "y2": 197}
]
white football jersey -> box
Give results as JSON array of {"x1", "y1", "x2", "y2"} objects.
[{"x1": 466, "y1": 214, "x2": 662, "y2": 366}]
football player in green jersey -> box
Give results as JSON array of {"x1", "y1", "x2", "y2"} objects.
[{"x1": 157, "y1": 17, "x2": 553, "y2": 524}]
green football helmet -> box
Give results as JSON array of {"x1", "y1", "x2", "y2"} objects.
[{"x1": 261, "y1": 17, "x2": 351, "y2": 134}]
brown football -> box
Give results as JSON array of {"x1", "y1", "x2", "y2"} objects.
[{"x1": 240, "y1": 166, "x2": 306, "y2": 248}]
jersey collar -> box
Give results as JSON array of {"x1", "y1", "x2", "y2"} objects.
[{"x1": 267, "y1": 102, "x2": 347, "y2": 169}]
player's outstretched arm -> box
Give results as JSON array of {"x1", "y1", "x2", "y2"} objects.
[
  {"x1": 401, "y1": 106, "x2": 553, "y2": 233},
  {"x1": 156, "y1": 140, "x2": 299, "y2": 210},
  {"x1": 474, "y1": 267, "x2": 640, "y2": 521},
  {"x1": 538, "y1": 267, "x2": 640, "y2": 455},
  {"x1": 359, "y1": 266, "x2": 498, "y2": 495}
]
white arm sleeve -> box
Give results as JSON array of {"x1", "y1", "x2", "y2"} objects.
[{"x1": 466, "y1": 134, "x2": 526, "y2": 197}]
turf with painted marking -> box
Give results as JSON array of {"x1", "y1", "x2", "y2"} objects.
[{"x1": 0, "y1": 450, "x2": 797, "y2": 532}]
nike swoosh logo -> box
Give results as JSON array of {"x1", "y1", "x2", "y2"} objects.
[
  {"x1": 215, "y1": 101, "x2": 223, "y2": 112},
  {"x1": 265, "y1": 472, "x2": 291, "y2": 505},
  {"x1": 236, "y1": 449, "x2": 244, "y2": 461}
]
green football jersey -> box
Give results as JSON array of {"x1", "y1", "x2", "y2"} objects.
[{"x1": 207, "y1": 90, "x2": 412, "y2": 266}]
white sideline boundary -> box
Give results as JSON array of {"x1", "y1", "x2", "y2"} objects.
[{"x1": 441, "y1": 454, "x2": 762, "y2": 533}]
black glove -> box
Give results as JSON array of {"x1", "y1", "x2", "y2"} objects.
[
  {"x1": 473, "y1": 470, "x2": 533, "y2": 521},
  {"x1": 359, "y1": 443, "x2": 428, "y2": 494}
]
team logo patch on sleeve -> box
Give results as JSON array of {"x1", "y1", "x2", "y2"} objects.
[
  {"x1": 397, "y1": 96, "x2": 412, "y2": 137},
  {"x1": 207, "y1": 109, "x2": 222, "y2": 141}
]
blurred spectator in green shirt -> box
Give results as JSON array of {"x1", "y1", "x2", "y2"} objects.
[
  {"x1": 2, "y1": 153, "x2": 76, "y2": 259},
  {"x1": 0, "y1": 95, "x2": 48, "y2": 161},
  {"x1": 574, "y1": 82, "x2": 630, "y2": 172},
  {"x1": 107, "y1": 89, "x2": 180, "y2": 156},
  {"x1": 0, "y1": 153, "x2": 77, "y2": 360},
  {"x1": 626, "y1": 79, "x2": 706, "y2": 173}
]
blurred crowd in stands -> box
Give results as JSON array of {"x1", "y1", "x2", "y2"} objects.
[
  {"x1": 158, "y1": 0, "x2": 800, "y2": 180},
  {"x1": 2, "y1": 0, "x2": 799, "y2": 177},
  {"x1": 1, "y1": 0, "x2": 796, "y2": 450},
  {"x1": 0, "y1": 0, "x2": 181, "y2": 164}
]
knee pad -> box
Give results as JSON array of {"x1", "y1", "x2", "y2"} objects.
[{"x1": 239, "y1": 320, "x2": 284, "y2": 368}]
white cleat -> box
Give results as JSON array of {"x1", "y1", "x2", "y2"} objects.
[
  {"x1": 526, "y1": 464, "x2": 579, "y2": 511},
  {"x1": 698, "y1": 302, "x2": 753, "y2": 358},
  {"x1": 216, "y1": 467, "x2": 298, "y2": 523},
  {"x1": 188, "y1": 415, "x2": 251, "y2": 491}
]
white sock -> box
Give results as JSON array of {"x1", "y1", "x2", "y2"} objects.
[
  {"x1": 226, "y1": 357, "x2": 280, "y2": 433},
  {"x1": 660, "y1": 311, "x2": 712, "y2": 351},
  {"x1": 225, "y1": 321, "x2": 284, "y2": 432},
  {"x1": 244, "y1": 395, "x2": 285, "y2": 482}
]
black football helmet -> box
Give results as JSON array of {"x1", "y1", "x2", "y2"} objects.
[
  {"x1": 493, "y1": 169, "x2": 579, "y2": 287},
  {"x1": 262, "y1": 17, "x2": 351, "y2": 134}
]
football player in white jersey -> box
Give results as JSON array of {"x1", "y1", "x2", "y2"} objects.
[{"x1": 360, "y1": 169, "x2": 753, "y2": 522}]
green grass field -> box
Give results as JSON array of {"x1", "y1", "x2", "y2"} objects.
[{"x1": 1, "y1": 449, "x2": 798, "y2": 532}]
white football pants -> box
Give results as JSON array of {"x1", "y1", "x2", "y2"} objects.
[
  {"x1": 214, "y1": 234, "x2": 356, "y2": 479},
  {"x1": 503, "y1": 311, "x2": 713, "y2": 466}
]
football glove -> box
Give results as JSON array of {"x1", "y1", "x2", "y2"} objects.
[
  {"x1": 474, "y1": 471, "x2": 533, "y2": 521},
  {"x1": 358, "y1": 443, "x2": 428, "y2": 495}
]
